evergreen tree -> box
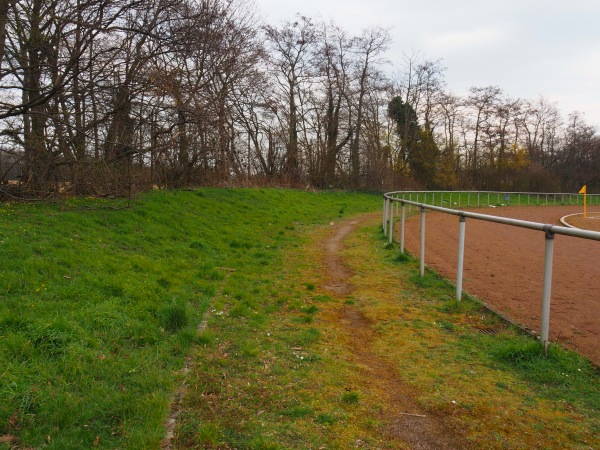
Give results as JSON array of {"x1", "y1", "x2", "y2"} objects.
[{"x1": 388, "y1": 96, "x2": 440, "y2": 187}]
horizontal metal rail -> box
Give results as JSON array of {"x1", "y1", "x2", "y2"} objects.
[
  {"x1": 384, "y1": 190, "x2": 600, "y2": 213},
  {"x1": 382, "y1": 190, "x2": 599, "y2": 353},
  {"x1": 389, "y1": 199, "x2": 600, "y2": 241}
]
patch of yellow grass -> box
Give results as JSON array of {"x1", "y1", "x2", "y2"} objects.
[
  {"x1": 176, "y1": 212, "x2": 598, "y2": 449},
  {"x1": 292, "y1": 216, "x2": 599, "y2": 449}
]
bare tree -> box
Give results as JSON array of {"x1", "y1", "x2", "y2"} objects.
[
  {"x1": 309, "y1": 23, "x2": 353, "y2": 187},
  {"x1": 346, "y1": 27, "x2": 389, "y2": 188},
  {"x1": 0, "y1": 0, "x2": 132, "y2": 192},
  {"x1": 264, "y1": 15, "x2": 316, "y2": 184},
  {"x1": 464, "y1": 86, "x2": 502, "y2": 186}
]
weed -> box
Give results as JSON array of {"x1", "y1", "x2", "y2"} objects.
[
  {"x1": 315, "y1": 413, "x2": 337, "y2": 425},
  {"x1": 281, "y1": 406, "x2": 313, "y2": 418},
  {"x1": 341, "y1": 391, "x2": 360, "y2": 404},
  {"x1": 437, "y1": 298, "x2": 482, "y2": 314},
  {"x1": 302, "y1": 305, "x2": 319, "y2": 315},
  {"x1": 157, "y1": 277, "x2": 171, "y2": 289},
  {"x1": 294, "y1": 328, "x2": 321, "y2": 346},
  {"x1": 196, "y1": 331, "x2": 215, "y2": 345},
  {"x1": 409, "y1": 270, "x2": 453, "y2": 293},
  {"x1": 312, "y1": 294, "x2": 333, "y2": 302},
  {"x1": 437, "y1": 320, "x2": 456, "y2": 332},
  {"x1": 490, "y1": 335, "x2": 599, "y2": 409},
  {"x1": 198, "y1": 423, "x2": 220, "y2": 446},
  {"x1": 491, "y1": 336, "x2": 546, "y2": 365},
  {"x1": 395, "y1": 252, "x2": 412, "y2": 263},
  {"x1": 162, "y1": 301, "x2": 189, "y2": 332}
]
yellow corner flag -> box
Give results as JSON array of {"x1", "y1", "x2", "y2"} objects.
[{"x1": 579, "y1": 185, "x2": 587, "y2": 218}]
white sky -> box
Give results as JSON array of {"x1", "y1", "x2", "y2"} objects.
[{"x1": 254, "y1": 0, "x2": 600, "y2": 127}]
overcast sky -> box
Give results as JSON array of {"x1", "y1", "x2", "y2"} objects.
[{"x1": 254, "y1": 0, "x2": 600, "y2": 128}]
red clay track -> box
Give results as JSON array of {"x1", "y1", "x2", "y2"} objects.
[{"x1": 401, "y1": 205, "x2": 600, "y2": 366}]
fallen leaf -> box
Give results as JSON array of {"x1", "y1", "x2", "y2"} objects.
[
  {"x1": 7, "y1": 411, "x2": 18, "y2": 427},
  {"x1": 0, "y1": 436, "x2": 17, "y2": 444},
  {"x1": 93, "y1": 435, "x2": 100, "y2": 447}
]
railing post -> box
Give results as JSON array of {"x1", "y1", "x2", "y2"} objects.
[
  {"x1": 388, "y1": 200, "x2": 394, "y2": 244},
  {"x1": 456, "y1": 215, "x2": 466, "y2": 301},
  {"x1": 400, "y1": 202, "x2": 406, "y2": 254},
  {"x1": 383, "y1": 197, "x2": 388, "y2": 236},
  {"x1": 382, "y1": 197, "x2": 386, "y2": 232},
  {"x1": 541, "y1": 226, "x2": 555, "y2": 353},
  {"x1": 420, "y1": 207, "x2": 426, "y2": 277}
]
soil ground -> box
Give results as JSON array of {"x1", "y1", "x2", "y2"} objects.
[
  {"x1": 400, "y1": 205, "x2": 600, "y2": 365},
  {"x1": 565, "y1": 211, "x2": 600, "y2": 231},
  {"x1": 320, "y1": 215, "x2": 473, "y2": 449}
]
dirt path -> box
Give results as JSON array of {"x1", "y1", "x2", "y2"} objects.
[
  {"x1": 401, "y1": 205, "x2": 600, "y2": 365},
  {"x1": 320, "y1": 216, "x2": 472, "y2": 449}
]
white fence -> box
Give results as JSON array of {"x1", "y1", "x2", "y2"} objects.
[{"x1": 382, "y1": 190, "x2": 600, "y2": 351}]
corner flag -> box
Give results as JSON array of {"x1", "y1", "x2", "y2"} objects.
[{"x1": 579, "y1": 185, "x2": 587, "y2": 218}]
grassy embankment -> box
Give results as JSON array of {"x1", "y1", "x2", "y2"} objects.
[
  {"x1": 174, "y1": 197, "x2": 599, "y2": 449},
  {"x1": 0, "y1": 189, "x2": 377, "y2": 448},
  {"x1": 0, "y1": 188, "x2": 598, "y2": 449}
]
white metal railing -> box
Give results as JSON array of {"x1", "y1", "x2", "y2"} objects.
[{"x1": 382, "y1": 190, "x2": 600, "y2": 352}]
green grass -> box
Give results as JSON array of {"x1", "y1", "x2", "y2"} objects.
[
  {"x1": 0, "y1": 188, "x2": 379, "y2": 449},
  {"x1": 2, "y1": 188, "x2": 598, "y2": 449},
  {"x1": 489, "y1": 335, "x2": 600, "y2": 410},
  {"x1": 375, "y1": 239, "x2": 600, "y2": 447},
  {"x1": 171, "y1": 203, "x2": 599, "y2": 449},
  {"x1": 390, "y1": 243, "x2": 599, "y2": 406}
]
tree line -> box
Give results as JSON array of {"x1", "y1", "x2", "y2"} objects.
[{"x1": 0, "y1": 0, "x2": 598, "y2": 198}]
